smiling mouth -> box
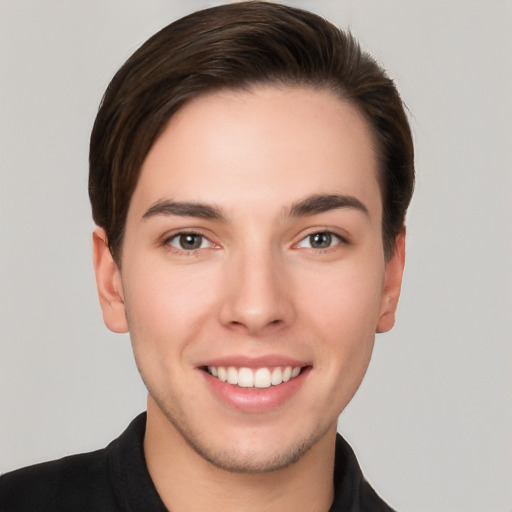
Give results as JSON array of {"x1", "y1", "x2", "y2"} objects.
[{"x1": 205, "y1": 365, "x2": 304, "y2": 389}]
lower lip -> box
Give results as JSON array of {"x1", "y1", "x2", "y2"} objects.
[{"x1": 201, "y1": 368, "x2": 310, "y2": 413}]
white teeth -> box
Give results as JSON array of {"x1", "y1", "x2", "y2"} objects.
[
  {"x1": 254, "y1": 368, "x2": 272, "y2": 388},
  {"x1": 207, "y1": 365, "x2": 302, "y2": 388},
  {"x1": 237, "y1": 367, "x2": 254, "y2": 388},
  {"x1": 217, "y1": 366, "x2": 227, "y2": 382},
  {"x1": 227, "y1": 366, "x2": 238, "y2": 385},
  {"x1": 271, "y1": 367, "x2": 283, "y2": 385}
]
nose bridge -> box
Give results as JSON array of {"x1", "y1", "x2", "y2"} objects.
[{"x1": 219, "y1": 240, "x2": 293, "y2": 334}]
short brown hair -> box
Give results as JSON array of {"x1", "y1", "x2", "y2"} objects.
[{"x1": 89, "y1": 1, "x2": 414, "y2": 262}]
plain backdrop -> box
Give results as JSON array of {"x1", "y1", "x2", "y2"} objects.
[{"x1": 1, "y1": 1, "x2": 511, "y2": 511}]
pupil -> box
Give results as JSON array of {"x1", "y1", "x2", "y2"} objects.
[
  {"x1": 311, "y1": 232, "x2": 331, "y2": 248},
  {"x1": 180, "y1": 234, "x2": 201, "y2": 249}
]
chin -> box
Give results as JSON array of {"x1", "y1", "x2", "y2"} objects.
[
  {"x1": 152, "y1": 393, "x2": 332, "y2": 474},
  {"x1": 181, "y1": 427, "x2": 327, "y2": 474}
]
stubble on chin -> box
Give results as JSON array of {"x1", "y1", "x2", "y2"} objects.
[{"x1": 147, "y1": 388, "x2": 332, "y2": 474}]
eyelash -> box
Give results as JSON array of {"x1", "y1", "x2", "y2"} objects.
[
  {"x1": 161, "y1": 229, "x2": 348, "y2": 255},
  {"x1": 162, "y1": 231, "x2": 217, "y2": 254},
  {"x1": 294, "y1": 230, "x2": 348, "y2": 252}
]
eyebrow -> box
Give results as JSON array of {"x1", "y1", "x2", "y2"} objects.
[
  {"x1": 141, "y1": 193, "x2": 368, "y2": 222},
  {"x1": 142, "y1": 200, "x2": 225, "y2": 221},
  {"x1": 286, "y1": 194, "x2": 369, "y2": 218}
]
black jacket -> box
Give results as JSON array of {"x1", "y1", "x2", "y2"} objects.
[{"x1": 0, "y1": 414, "x2": 395, "y2": 511}]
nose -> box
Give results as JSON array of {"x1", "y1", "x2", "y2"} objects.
[{"x1": 218, "y1": 247, "x2": 295, "y2": 336}]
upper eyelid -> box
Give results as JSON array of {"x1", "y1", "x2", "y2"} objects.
[
  {"x1": 162, "y1": 232, "x2": 219, "y2": 255},
  {"x1": 296, "y1": 231, "x2": 344, "y2": 247},
  {"x1": 156, "y1": 230, "x2": 210, "y2": 253},
  {"x1": 294, "y1": 227, "x2": 350, "y2": 244},
  {"x1": 160, "y1": 228, "x2": 215, "y2": 243},
  {"x1": 169, "y1": 232, "x2": 212, "y2": 249},
  {"x1": 158, "y1": 227, "x2": 350, "y2": 248}
]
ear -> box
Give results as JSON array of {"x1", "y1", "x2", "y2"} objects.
[
  {"x1": 376, "y1": 228, "x2": 406, "y2": 334},
  {"x1": 92, "y1": 228, "x2": 128, "y2": 333}
]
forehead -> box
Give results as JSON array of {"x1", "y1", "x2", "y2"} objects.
[{"x1": 129, "y1": 86, "x2": 381, "y2": 221}]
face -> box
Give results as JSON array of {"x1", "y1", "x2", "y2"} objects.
[{"x1": 94, "y1": 86, "x2": 404, "y2": 472}]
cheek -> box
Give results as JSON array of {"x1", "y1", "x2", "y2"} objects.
[
  {"x1": 121, "y1": 258, "x2": 220, "y2": 354},
  {"x1": 298, "y1": 267, "x2": 380, "y2": 417},
  {"x1": 299, "y1": 262, "x2": 384, "y2": 338}
]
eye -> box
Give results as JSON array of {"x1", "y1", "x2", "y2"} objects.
[
  {"x1": 167, "y1": 233, "x2": 212, "y2": 251},
  {"x1": 296, "y1": 231, "x2": 342, "y2": 250}
]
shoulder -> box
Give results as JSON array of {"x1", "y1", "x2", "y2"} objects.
[
  {"x1": 331, "y1": 433, "x2": 396, "y2": 512},
  {"x1": 0, "y1": 447, "x2": 118, "y2": 512},
  {"x1": 0, "y1": 414, "x2": 148, "y2": 512}
]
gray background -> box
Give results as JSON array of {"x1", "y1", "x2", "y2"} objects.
[{"x1": 1, "y1": 1, "x2": 511, "y2": 511}]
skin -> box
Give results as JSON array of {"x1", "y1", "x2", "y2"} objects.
[{"x1": 93, "y1": 86, "x2": 405, "y2": 512}]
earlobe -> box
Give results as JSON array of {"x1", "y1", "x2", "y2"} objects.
[
  {"x1": 92, "y1": 228, "x2": 129, "y2": 334},
  {"x1": 376, "y1": 228, "x2": 406, "y2": 334}
]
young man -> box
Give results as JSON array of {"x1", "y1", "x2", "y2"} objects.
[{"x1": 0, "y1": 2, "x2": 414, "y2": 511}]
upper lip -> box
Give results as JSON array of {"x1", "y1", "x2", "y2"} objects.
[{"x1": 196, "y1": 355, "x2": 310, "y2": 369}]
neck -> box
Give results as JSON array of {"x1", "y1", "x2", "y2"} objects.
[{"x1": 143, "y1": 398, "x2": 336, "y2": 512}]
